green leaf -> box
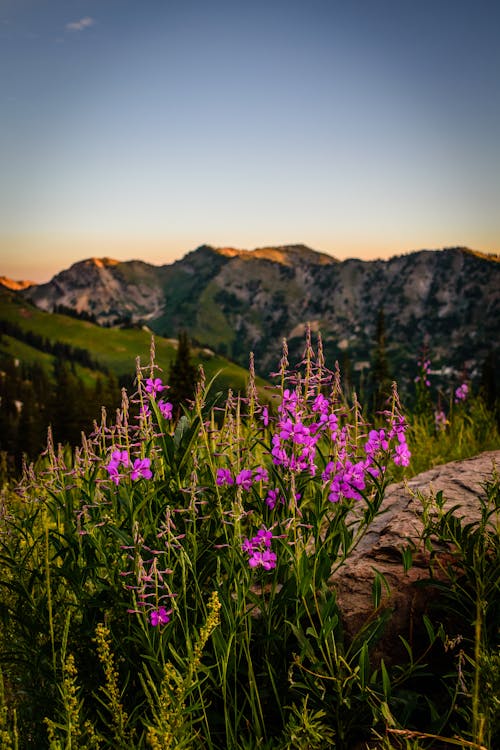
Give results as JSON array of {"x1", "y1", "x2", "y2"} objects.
[
  {"x1": 380, "y1": 659, "x2": 391, "y2": 700},
  {"x1": 358, "y1": 641, "x2": 370, "y2": 688}
]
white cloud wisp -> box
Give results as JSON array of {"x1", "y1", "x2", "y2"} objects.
[{"x1": 65, "y1": 17, "x2": 95, "y2": 33}]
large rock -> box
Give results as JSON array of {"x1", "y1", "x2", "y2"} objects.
[{"x1": 330, "y1": 450, "x2": 500, "y2": 653}]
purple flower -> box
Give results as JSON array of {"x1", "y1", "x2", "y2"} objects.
[
  {"x1": 253, "y1": 466, "x2": 269, "y2": 483},
  {"x1": 248, "y1": 549, "x2": 277, "y2": 570},
  {"x1": 111, "y1": 449, "x2": 129, "y2": 466},
  {"x1": 150, "y1": 606, "x2": 170, "y2": 627},
  {"x1": 261, "y1": 407, "x2": 269, "y2": 426},
  {"x1": 158, "y1": 400, "x2": 173, "y2": 419},
  {"x1": 241, "y1": 538, "x2": 254, "y2": 553},
  {"x1": 271, "y1": 434, "x2": 288, "y2": 466},
  {"x1": 131, "y1": 458, "x2": 152, "y2": 480},
  {"x1": 139, "y1": 404, "x2": 151, "y2": 418},
  {"x1": 279, "y1": 418, "x2": 311, "y2": 445},
  {"x1": 312, "y1": 393, "x2": 329, "y2": 415},
  {"x1": 236, "y1": 469, "x2": 253, "y2": 490},
  {"x1": 387, "y1": 412, "x2": 411, "y2": 467},
  {"x1": 106, "y1": 449, "x2": 129, "y2": 485},
  {"x1": 145, "y1": 377, "x2": 166, "y2": 396},
  {"x1": 388, "y1": 415, "x2": 407, "y2": 442},
  {"x1": 435, "y1": 410, "x2": 447, "y2": 430},
  {"x1": 254, "y1": 527, "x2": 273, "y2": 547},
  {"x1": 455, "y1": 383, "x2": 468, "y2": 403},
  {"x1": 415, "y1": 358, "x2": 432, "y2": 387},
  {"x1": 280, "y1": 389, "x2": 299, "y2": 415},
  {"x1": 106, "y1": 463, "x2": 121, "y2": 485},
  {"x1": 265, "y1": 488, "x2": 282, "y2": 509},
  {"x1": 216, "y1": 468, "x2": 233, "y2": 487},
  {"x1": 321, "y1": 461, "x2": 335, "y2": 482},
  {"x1": 242, "y1": 526, "x2": 277, "y2": 570},
  {"x1": 364, "y1": 429, "x2": 389, "y2": 457},
  {"x1": 393, "y1": 442, "x2": 411, "y2": 467},
  {"x1": 327, "y1": 460, "x2": 366, "y2": 503}
]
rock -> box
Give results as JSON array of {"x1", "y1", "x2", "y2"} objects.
[{"x1": 330, "y1": 450, "x2": 500, "y2": 656}]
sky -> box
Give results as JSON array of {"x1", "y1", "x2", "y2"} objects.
[{"x1": 1, "y1": 0, "x2": 499, "y2": 282}]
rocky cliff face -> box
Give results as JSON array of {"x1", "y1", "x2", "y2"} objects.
[
  {"x1": 26, "y1": 257, "x2": 168, "y2": 326},
  {"x1": 22, "y1": 245, "x2": 500, "y2": 389}
]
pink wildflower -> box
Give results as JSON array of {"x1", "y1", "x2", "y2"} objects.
[
  {"x1": 150, "y1": 607, "x2": 170, "y2": 627},
  {"x1": 253, "y1": 466, "x2": 269, "y2": 483},
  {"x1": 145, "y1": 377, "x2": 165, "y2": 396},
  {"x1": 131, "y1": 458, "x2": 152, "y2": 480},
  {"x1": 216, "y1": 468, "x2": 233, "y2": 486},
  {"x1": 158, "y1": 400, "x2": 173, "y2": 419},
  {"x1": 455, "y1": 383, "x2": 468, "y2": 403},
  {"x1": 236, "y1": 469, "x2": 253, "y2": 490}
]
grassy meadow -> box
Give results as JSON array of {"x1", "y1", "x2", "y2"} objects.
[
  {"x1": 0, "y1": 330, "x2": 499, "y2": 749},
  {"x1": 0, "y1": 286, "x2": 261, "y2": 393}
]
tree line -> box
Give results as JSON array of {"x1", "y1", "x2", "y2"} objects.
[
  {"x1": 0, "y1": 356, "x2": 120, "y2": 478},
  {"x1": 0, "y1": 330, "x2": 200, "y2": 480}
]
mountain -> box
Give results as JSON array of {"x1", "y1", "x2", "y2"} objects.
[
  {"x1": 20, "y1": 244, "x2": 500, "y2": 392},
  {"x1": 0, "y1": 276, "x2": 35, "y2": 291}
]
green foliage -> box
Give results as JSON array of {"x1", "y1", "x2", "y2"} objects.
[
  {"x1": 0, "y1": 667, "x2": 19, "y2": 750},
  {"x1": 0, "y1": 290, "x2": 269, "y2": 474},
  {"x1": 369, "y1": 307, "x2": 392, "y2": 415},
  {"x1": 0, "y1": 334, "x2": 498, "y2": 749},
  {"x1": 406, "y1": 395, "x2": 500, "y2": 476},
  {"x1": 278, "y1": 697, "x2": 336, "y2": 749},
  {"x1": 419, "y1": 478, "x2": 500, "y2": 749},
  {"x1": 0, "y1": 286, "x2": 261, "y2": 393},
  {"x1": 0, "y1": 353, "x2": 120, "y2": 473},
  {"x1": 168, "y1": 331, "x2": 198, "y2": 411}
]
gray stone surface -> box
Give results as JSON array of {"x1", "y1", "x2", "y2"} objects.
[{"x1": 330, "y1": 450, "x2": 500, "y2": 651}]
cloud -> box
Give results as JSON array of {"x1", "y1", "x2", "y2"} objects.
[{"x1": 65, "y1": 17, "x2": 95, "y2": 32}]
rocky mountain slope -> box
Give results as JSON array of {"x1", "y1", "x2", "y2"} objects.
[{"x1": 21, "y1": 245, "x2": 500, "y2": 391}]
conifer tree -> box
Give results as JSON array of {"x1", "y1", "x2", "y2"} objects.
[
  {"x1": 51, "y1": 359, "x2": 85, "y2": 446},
  {"x1": 480, "y1": 349, "x2": 499, "y2": 426},
  {"x1": 16, "y1": 381, "x2": 41, "y2": 468},
  {"x1": 168, "y1": 331, "x2": 198, "y2": 412},
  {"x1": 369, "y1": 307, "x2": 392, "y2": 415}
]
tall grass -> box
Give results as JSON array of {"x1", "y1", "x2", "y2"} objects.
[
  {"x1": 0, "y1": 333, "x2": 498, "y2": 749},
  {"x1": 406, "y1": 396, "x2": 499, "y2": 477}
]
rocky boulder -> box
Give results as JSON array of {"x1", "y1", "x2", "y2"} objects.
[{"x1": 331, "y1": 450, "x2": 500, "y2": 654}]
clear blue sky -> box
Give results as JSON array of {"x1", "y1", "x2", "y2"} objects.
[{"x1": 1, "y1": 0, "x2": 499, "y2": 281}]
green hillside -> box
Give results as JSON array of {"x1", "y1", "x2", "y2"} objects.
[{"x1": 0, "y1": 286, "x2": 261, "y2": 395}]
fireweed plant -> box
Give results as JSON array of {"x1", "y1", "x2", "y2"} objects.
[
  {"x1": 0, "y1": 332, "x2": 496, "y2": 749},
  {"x1": 407, "y1": 351, "x2": 499, "y2": 477}
]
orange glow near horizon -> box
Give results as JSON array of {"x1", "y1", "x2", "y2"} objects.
[{"x1": 1, "y1": 231, "x2": 499, "y2": 284}]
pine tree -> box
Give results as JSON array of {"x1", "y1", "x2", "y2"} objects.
[
  {"x1": 480, "y1": 349, "x2": 499, "y2": 427},
  {"x1": 369, "y1": 308, "x2": 392, "y2": 415},
  {"x1": 16, "y1": 381, "x2": 42, "y2": 468},
  {"x1": 51, "y1": 359, "x2": 85, "y2": 446},
  {"x1": 168, "y1": 331, "x2": 198, "y2": 412}
]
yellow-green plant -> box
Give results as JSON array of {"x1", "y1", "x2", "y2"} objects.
[
  {"x1": 0, "y1": 667, "x2": 18, "y2": 750},
  {"x1": 143, "y1": 591, "x2": 221, "y2": 749},
  {"x1": 93, "y1": 622, "x2": 131, "y2": 748}
]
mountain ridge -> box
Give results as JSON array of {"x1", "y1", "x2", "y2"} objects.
[
  {"x1": 3, "y1": 244, "x2": 498, "y2": 290},
  {"x1": 7, "y1": 244, "x2": 500, "y2": 392}
]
